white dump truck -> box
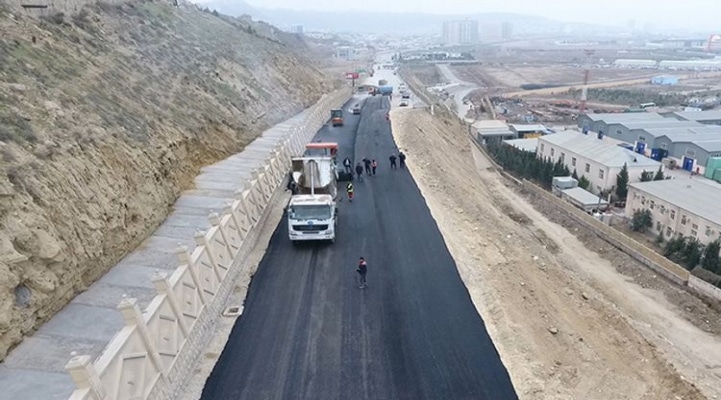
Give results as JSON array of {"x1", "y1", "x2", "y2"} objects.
[{"x1": 287, "y1": 142, "x2": 339, "y2": 243}]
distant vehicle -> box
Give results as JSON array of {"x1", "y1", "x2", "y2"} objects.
[
  {"x1": 351, "y1": 104, "x2": 361, "y2": 114},
  {"x1": 399, "y1": 100, "x2": 409, "y2": 107},
  {"x1": 331, "y1": 109, "x2": 343, "y2": 126},
  {"x1": 639, "y1": 102, "x2": 657, "y2": 109},
  {"x1": 378, "y1": 86, "x2": 393, "y2": 96},
  {"x1": 401, "y1": 92, "x2": 410, "y2": 99},
  {"x1": 378, "y1": 79, "x2": 388, "y2": 86}
]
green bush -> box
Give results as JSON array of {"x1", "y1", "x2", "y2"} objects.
[{"x1": 630, "y1": 209, "x2": 652, "y2": 233}]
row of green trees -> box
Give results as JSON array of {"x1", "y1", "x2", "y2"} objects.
[
  {"x1": 486, "y1": 143, "x2": 570, "y2": 188},
  {"x1": 664, "y1": 236, "x2": 721, "y2": 275},
  {"x1": 630, "y1": 209, "x2": 721, "y2": 278}
]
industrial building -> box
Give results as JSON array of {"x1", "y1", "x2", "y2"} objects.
[
  {"x1": 537, "y1": 131, "x2": 662, "y2": 194},
  {"x1": 626, "y1": 179, "x2": 721, "y2": 244},
  {"x1": 672, "y1": 110, "x2": 721, "y2": 125},
  {"x1": 442, "y1": 20, "x2": 479, "y2": 45},
  {"x1": 613, "y1": 59, "x2": 658, "y2": 68},
  {"x1": 474, "y1": 120, "x2": 515, "y2": 144},
  {"x1": 577, "y1": 112, "x2": 721, "y2": 174},
  {"x1": 509, "y1": 124, "x2": 552, "y2": 139},
  {"x1": 576, "y1": 113, "x2": 665, "y2": 136},
  {"x1": 645, "y1": 38, "x2": 707, "y2": 50},
  {"x1": 659, "y1": 60, "x2": 721, "y2": 70},
  {"x1": 651, "y1": 75, "x2": 679, "y2": 85}
]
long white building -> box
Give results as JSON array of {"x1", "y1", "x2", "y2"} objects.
[
  {"x1": 537, "y1": 132, "x2": 662, "y2": 194},
  {"x1": 626, "y1": 179, "x2": 721, "y2": 244}
]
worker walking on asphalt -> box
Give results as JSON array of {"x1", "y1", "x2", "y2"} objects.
[
  {"x1": 371, "y1": 159, "x2": 377, "y2": 175},
  {"x1": 389, "y1": 154, "x2": 397, "y2": 169},
  {"x1": 399, "y1": 152, "x2": 406, "y2": 169},
  {"x1": 343, "y1": 157, "x2": 352, "y2": 174},
  {"x1": 356, "y1": 257, "x2": 368, "y2": 289},
  {"x1": 363, "y1": 158, "x2": 372, "y2": 175},
  {"x1": 346, "y1": 182, "x2": 354, "y2": 202},
  {"x1": 355, "y1": 162, "x2": 364, "y2": 182}
]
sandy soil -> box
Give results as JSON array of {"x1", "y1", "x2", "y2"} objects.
[
  {"x1": 390, "y1": 107, "x2": 721, "y2": 399},
  {"x1": 453, "y1": 65, "x2": 659, "y2": 88}
]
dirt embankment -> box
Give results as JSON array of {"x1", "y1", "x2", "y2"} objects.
[
  {"x1": 391, "y1": 107, "x2": 721, "y2": 399},
  {"x1": 0, "y1": 1, "x2": 334, "y2": 360}
]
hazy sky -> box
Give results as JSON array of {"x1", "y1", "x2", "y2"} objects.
[{"x1": 232, "y1": 0, "x2": 718, "y2": 31}]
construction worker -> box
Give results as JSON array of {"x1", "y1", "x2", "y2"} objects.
[
  {"x1": 371, "y1": 159, "x2": 377, "y2": 175},
  {"x1": 343, "y1": 157, "x2": 352, "y2": 174},
  {"x1": 398, "y1": 152, "x2": 406, "y2": 169},
  {"x1": 355, "y1": 162, "x2": 364, "y2": 181},
  {"x1": 346, "y1": 181, "x2": 354, "y2": 202},
  {"x1": 356, "y1": 257, "x2": 368, "y2": 289},
  {"x1": 389, "y1": 154, "x2": 397, "y2": 169}
]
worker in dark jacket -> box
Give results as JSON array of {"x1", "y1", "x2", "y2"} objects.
[
  {"x1": 389, "y1": 154, "x2": 397, "y2": 169},
  {"x1": 363, "y1": 158, "x2": 372, "y2": 175},
  {"x1": 356, "y1": 257, "x2": 368, "y2": 289},
  {"x1": 355, "y1": 163, "x2": 364, "y2": 181},
  {"x1": 398, "y1": 152, "x2": 406, "y2": 169}
]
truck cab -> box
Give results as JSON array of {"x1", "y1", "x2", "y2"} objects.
[{"x1": 287, "y1": 195, "x2": 338, "y2": 243}]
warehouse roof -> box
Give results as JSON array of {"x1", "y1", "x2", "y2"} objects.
[
  {"x1": 539, "y1": 132, "x2": 661, "y2": 168},
  {"x1": 692, "y1": 140, "x2": 721, "y2": 152},
  {"x1": 656, "y1": 131, "x2": 721, "y2": 143},
  {"x1": 630, "y1": 179, "x2": 721, "y2": 226},
  {"x1": 638, "y1": 126, "x2": 721, "y2": 140},
  {"x1": 672, "y1": 110, "x2": 721, "y2": 122},
  {"x1": 581, "y1": 113, "x2": 664, "y2": 123},
  {"x1": 615, "y1": 120, "x2": 704, "y2": 130}
]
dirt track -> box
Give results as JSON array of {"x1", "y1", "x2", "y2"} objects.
[
  {"x1": 503, "y1": 72, "x2": 721, "y2": 97},
  {"x1": 390, "y1": 107, "x2": 721, "y2": 399}
]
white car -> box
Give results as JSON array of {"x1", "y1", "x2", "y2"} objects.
[{"x1": 399, "y1": 100, "x2": 409, "y2": 107}]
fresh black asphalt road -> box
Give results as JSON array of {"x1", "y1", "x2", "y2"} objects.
[{"x1": 201, "y1": 96, "x2": 518, "y2": 400}]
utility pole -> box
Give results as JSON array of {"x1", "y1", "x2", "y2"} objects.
[{"x1": 579, "y1": 49, "x2": 595, "y2": 115}]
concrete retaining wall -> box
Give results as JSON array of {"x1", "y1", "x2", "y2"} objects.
[
  {"x1": 63, "y1": 88, "x2": 352, "y2": 400},
  {"x1": 688, "y1": 276, "x2": 721, "y2": 300}
]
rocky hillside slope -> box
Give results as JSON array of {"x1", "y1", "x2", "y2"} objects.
[{"x1": 0, "y1": 0, "x2": 335, "y2": 360}]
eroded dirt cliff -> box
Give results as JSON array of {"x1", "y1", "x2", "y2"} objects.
[{"x1": 0, "y1": 0, "x2": 336, "y2": 359}]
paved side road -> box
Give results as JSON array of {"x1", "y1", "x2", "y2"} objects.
[{"x1": 201, "y1": 96, "x2": 517, "y2": 400}]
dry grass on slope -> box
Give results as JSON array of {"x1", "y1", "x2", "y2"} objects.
[{"x1": 0, "y1": 1, "x2": 332, "y2": 359}]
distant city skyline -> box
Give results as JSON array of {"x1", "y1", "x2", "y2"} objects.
[{"x1": 200, "y1": 0, "x2": 719, "y2": 32}]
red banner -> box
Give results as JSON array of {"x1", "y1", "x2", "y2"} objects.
[{"x1": 345, "y1": 72, "x2": 359, "y2": 79}]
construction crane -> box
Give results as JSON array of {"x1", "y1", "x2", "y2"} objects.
[{"x1": 579, "y1": 49, "x2": 595, "y2": 115}]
